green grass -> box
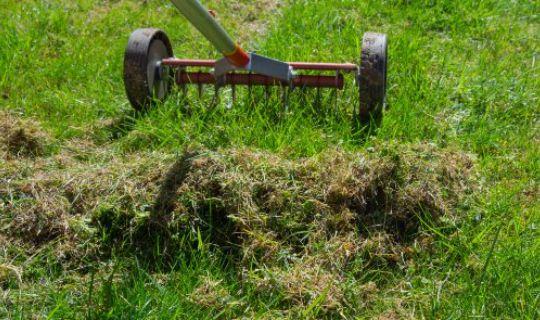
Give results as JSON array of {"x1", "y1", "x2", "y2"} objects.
[{"x1": 1, "y1": 0, "x2": 539, "y2": 318}]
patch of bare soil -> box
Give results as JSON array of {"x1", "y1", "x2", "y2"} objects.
[{"x1": 0, "y1": 115, "x2": 477, "y2": 316}]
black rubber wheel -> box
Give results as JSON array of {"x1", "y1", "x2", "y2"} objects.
[
  {"x1": 358, "y1": 32, "x2": 388, "y2": 125},
  {"x1": 123, "y1": 28, "x2": 174, "y2": 111}
]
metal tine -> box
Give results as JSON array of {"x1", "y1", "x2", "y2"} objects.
[
  {"x1": 210, "y1": 84, "x2": 220, "y2": 109},
  {"x1": 334, "y1": 70, "x2": 340, "y2": 115},
  {"x1": 311, "y1": 74, "x2": 323, "y2": 116},
  {"x1": 247, "y1": 72, "x2": 253, "y2": 105},
  {"x1": 197, "y1": 73, "x2": 203, "y2": 99},
  {"x1": 288, "y1": 83, "x2": 299, "y2": 113},
  {"x1": 264, "y1": 85, "x2": 270, "y2": 107},
  {"x1": 281, "y1": 85, "x2": 289, "y2": 113},
  {"x1": 299, "y1": 86, "x2": 307, "y2": 113},
  {"x1": 178, "y1": 68, "x2": 190, "y2": 111},
  {"x1": 181, "y1": 81, "x2": 188, "y2": 97},
  {"x1": 182, "y1": 83, "x2": 190, "y2": 111},
  {"x1": 231, "y1": 71, "x2": 236, "y2": 105},
  {"x1": 328, "y1": 85, "x2": 337, "y2": 118},
  {"x1": 316, "y1": 87, "x2": 321, "y2": 111}
]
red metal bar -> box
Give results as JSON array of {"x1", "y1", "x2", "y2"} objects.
[
  {"x1": 289, "y1": 62, "x2": 358, "y2": 71},
  {"x1": 163, "y1": 58, "x2": 215, "y2": 67},
  {"x1": 176, "y1": 71, "x2": 344, "y2": 89},
  {"x1": 162, "y1": 58, "x2": 358, "y2": 72}
]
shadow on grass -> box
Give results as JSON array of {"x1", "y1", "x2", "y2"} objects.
[
  {"x1": 151, "y1": 151, "x2": 238, "y2": 253},
  {"x1": 95, "y1": 152, "x2": 237, "y2": 270},
  {"x1": 104, "y1": 109, "x2": 147, "y2": 141}
]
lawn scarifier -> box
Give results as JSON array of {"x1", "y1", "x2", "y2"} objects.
[{"x1": 123, "y1": 0, "x2": 388, "y2": 124}]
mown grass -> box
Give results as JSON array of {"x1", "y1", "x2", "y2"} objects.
[{"x1": 1, "y1": 0, "x2": 539, "y2": 319}]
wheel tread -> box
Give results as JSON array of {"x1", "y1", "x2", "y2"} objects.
[
  {"x1": 359, "y1": 32, "x2": 388, "y2": 125},
  {"x1": 123, "y1": 28, "x2": 173, "y2": 111}
]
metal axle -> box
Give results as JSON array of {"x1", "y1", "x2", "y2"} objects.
[
  {"x1": 162, "y1": 58, "x2": 358, "y2": 72},
  {"x1": 176, "y1": 72, "x2": 345, "y2": 89},
  {"x1": 168, "y1": 0, "x2": 294, "y2": 82}
]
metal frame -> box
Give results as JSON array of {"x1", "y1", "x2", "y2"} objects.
[
  {"x1": 167, "y1": 0, "x2": 357, "y2": 88},
  {"x1": 175, "y1": 71, "x2": 345, "y2": 89},
  {"x1": 162, "y1": 58, "x2": 354, "y2": 89},
  {"x1": 123, "y1": 0, "x2": 388, "y2": 123},
  {"x1": 162, "y1": 58, "x2": 358, "y2": 72}
]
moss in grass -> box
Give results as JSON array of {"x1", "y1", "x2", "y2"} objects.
[
  {"x1": 0, "y1": 111, "x2": 51, "y2": 158},
  {"x1": 0, "y1": 119, "x2": 477, "y2": 314}
]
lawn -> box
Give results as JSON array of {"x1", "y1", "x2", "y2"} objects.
[{"x1": 0, "y1": 0, "x2": 538, "y2": 319}]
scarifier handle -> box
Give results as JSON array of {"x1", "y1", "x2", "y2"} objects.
[{"x1": 169, "y1": 0, "x2": 250, "y2": 67}]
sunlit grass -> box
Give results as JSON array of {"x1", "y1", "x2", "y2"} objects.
[{"x1": 0, "y1": 0, "x2": 538, "y2": 318}]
